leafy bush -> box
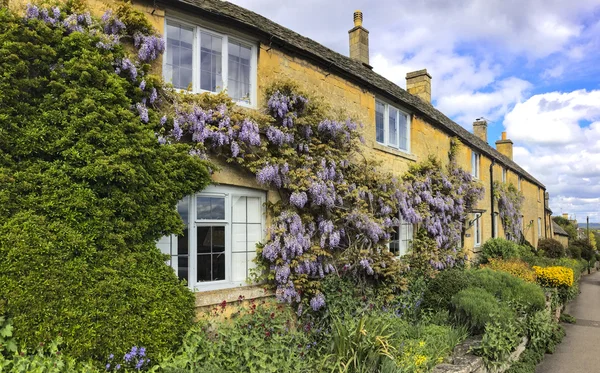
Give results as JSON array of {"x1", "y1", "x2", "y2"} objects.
[
  {"x1": 159, "y1": 299, "x2": 317, "y2": 373},
  {"x1": 0, "y1": 8, "x2": 209, "y2": 362},
  {"x1": 422, "y1": 269, "x2": 472, "y2": 311},
  {"x1": 0, "y1": 337, "x2": 100, "y2": 373},
  {"x1": 480, "y1": 258, "x2": 536, "y2": 283},
  {"x1": 473, "y1": 319, "x2": 522, "y2": 369},
  {"x1": 533, "y1": 266, "x2": 574, "y2": 288},
  {"x1": 451, "y1": 287, "x2": 515, "y2": 333},
  {"x1": 470, "y1": 269, "x2": 546, "y2": 313},
  {"x1": 568, "y1": 245, "x2": 582, "y2": 259},
  {"x1": 480, "y1": 238, "x2": 520, "y2": 264},
  {"x1": 538, "y1": 238, "x2": 565, "y2": 258}
]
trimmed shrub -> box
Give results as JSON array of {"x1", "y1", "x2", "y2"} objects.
[
  {"x1": 451, "y1": 287, "x2": 515, "y2": 333},
  {"x1": 480, "y1": 238, "x2": 520, "y2": 264},
  {"x1": 538, "y1": 238, "x2": 565, "y2": 258},
  {"x1": 0, "y1": 9, "x2": 210, "y2": 362},
  {"x1": 470, "y1": 269, "x2": 546, "y2": 313},
  {"x1": 422, "y1": 269, "x2": 472, "y2": 311},
  {"x1": 480, "y1": 258, "x2": 536, "y2": 283}
]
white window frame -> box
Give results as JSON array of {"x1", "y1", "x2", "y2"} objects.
[
  {"x1": 159, "y1": 185, "x2": 266, "y2": 291},
  {"x1": 473, "y1": 213, "x2": 482, "y2": 247},
  {"x1": 388, "y1": 215, "x2": 414, "y2": 258},
  {"x1": 471, "y1": 151, "x2": 480, "y2": 179},
  {"x1": 375, "y1": 99, "x2": 411, "y2": 153},
  {"x1": 502, "y1": 167, "x2": 507, "y2": 183},
  {"x1": 163, "y1": 17, "x2": 258, "y2": 108}
]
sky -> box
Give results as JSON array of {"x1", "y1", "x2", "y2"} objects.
[{"x1": 229, "y1": 0, "x2": 600, "y2": 222}]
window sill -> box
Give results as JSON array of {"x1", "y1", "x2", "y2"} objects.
[
  {"x1": 373, "y1": 143, "x2": 417, "y2": 162},
  {"x1": 194, "y1": 284, "x2": 273, "y2": 308}
]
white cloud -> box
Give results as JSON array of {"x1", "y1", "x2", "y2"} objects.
[
  {"x1": 508, "y1": 90, "x2": 600, "y2": 219},
  {"x1": 504, "y1": 90, "x2": 600, "y2": 144}
]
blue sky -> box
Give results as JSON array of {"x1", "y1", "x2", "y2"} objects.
[{"x1": 230, "y1": 0, "x2": 600, "y2": 221}]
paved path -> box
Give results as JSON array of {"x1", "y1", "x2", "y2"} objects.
[{"x1": 536, "y1": 270, "x2": 600, "y2": 373}]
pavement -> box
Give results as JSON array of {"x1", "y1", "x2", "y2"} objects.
[{"x1": 536, "y1": 269, "x2": 600, "y2": 373}]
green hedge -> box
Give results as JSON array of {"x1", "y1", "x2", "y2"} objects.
[{"x1": 0, "y1": 9, "x2": 210, "y2": 362}]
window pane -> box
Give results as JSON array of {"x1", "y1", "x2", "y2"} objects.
[
  {"x1": 176, "y1": 228, "x2": 189, "y2": 282},
  {"x1": 388, "y1": 107, "x2": 398, "y2": 147},
  {"x1": 398, "y1": 112, "x2": 408, "y2": 151},
  {"x1": 232, "y1": 196, "x2": 247, "y2": 223},
  {"x1": 247, "y1": 197, "x2": 261, "y2": 223},
  {"x1": 197, "y1": 255, "x2": 211, "y2": 282},
  {"x1": 213, "y1": 253, "x2": 225, "y2": 280},
  {"x1": 196, "y1": 226, "x2": 226, "y2": 282},
  {"x1": 232, "y1": 224, "x2": 247, "y2": 253},
  {"x1": 231, "y1": 252, "x2": 248, "y2": 282},
  {"x1": 197, "y1": 196, "x2": 225, "y2": 220},
  {"x1": 227, "y1": 41, "x2": 251, "y2": 102},
  {"x1": 213, "y1": 226, "x2": 225, "y2": 252},
  {"x1": 389, "y1": 225, "x2": 399, "y2": 256},
  {"x1": 165, "y1": 23, "x2": 194, "y2": 90},
  {"x1": 247, "y1": 224, "x2": 261, "y2": 251},
  {"x1": 197, "y1": 226, "x2": 211, "y2": 253},
  {"x1": 376, "y1": 101, "x2": 385, "y2": 143},
  {"x1": 199, "y1": 32, "x2": 222, "y2": 93}
]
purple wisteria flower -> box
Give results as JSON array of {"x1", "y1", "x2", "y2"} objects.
[
  {"x1": 136, "y1": 103, "x2": 148, "y2": 123},
  {"x1": 134, "y1": 32, "x2": 165, "y2": 62},
  {"x1": 289, "y1": 191, "x2": 308, "y2": 208},
  {"x1": 310, "y1": 293, "x2": 326, "y2": 311}
]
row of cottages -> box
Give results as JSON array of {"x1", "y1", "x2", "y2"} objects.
[{"x1": 11, "y1": 0, "x2": 552, "y2": 305}]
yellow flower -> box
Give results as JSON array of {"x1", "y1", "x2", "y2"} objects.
[
  {"x1": 418, "y1": 341, "x2": 426, "y2": 347},
  {"x1": 414, "y1": 355, "x2": 427, "y2": 366},
  {"x1": 533, "y1": 266, "x2": 573, "y2": 288}
]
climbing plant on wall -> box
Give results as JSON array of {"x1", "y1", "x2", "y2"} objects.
[
  {"x1": 9, "y1": 2, "x2": 486, "y2": 316},
  {"x1": 494, "y1": 181, "x2": 524, "y2": 242},
  {"x1": 397, "y1": 139, "x2": 485, "y2": 276}
]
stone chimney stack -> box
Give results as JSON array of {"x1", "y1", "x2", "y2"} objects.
[
  {"x1": 473, "y1": 118, "x2": 488, "y2": 143},
  {"x1": 406, "y1": 69, "x2": 432, "y2": 103},
  {"x1": 348, "y1": 11, "x2": 370, "y2": 66},
  {"x1": 495, "y1": 131, "x2": 513, "y2": 160},
  {"x1": 562, "y1": 213, "x2": 569, "y2": 220}
]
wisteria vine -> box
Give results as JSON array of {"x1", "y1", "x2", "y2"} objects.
[
  {"x1": 23, "y1": 3, "x2": 485, "y2": 310},
  {"x1": 494, "y1": 181, "x2": 524, "y2": 242}
]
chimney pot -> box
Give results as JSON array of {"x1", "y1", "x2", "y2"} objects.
[
  {"x1": 353, "y1": 10, "x2": 363, "y2": 27},
  {"x1": 348, "y1": 10, "x2": 369, "y2": 66},
  {"x1": 406, "y1": 69, "x2": 432, "y2": 103},
  {"x1": 473, "y1": 118, "x2": 488, "y2": 143}
]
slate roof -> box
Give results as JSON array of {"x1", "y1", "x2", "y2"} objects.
[
  {"x1": 552, "y1": 221, "x2": 569, "y2": 237},
  {"x1": 165, "y1": 0, "x2": 544, "y2": 188}
]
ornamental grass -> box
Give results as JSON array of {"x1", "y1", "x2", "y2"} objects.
[{"x1": 533, "y1": 266, "x2": 574, "y2": 288}]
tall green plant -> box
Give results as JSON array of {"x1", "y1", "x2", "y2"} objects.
[{"x1": 0, "y1": 7, "x2": 209, "y2": 362}]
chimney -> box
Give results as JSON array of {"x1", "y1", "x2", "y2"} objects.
[
  {"x1": 562, "y1": 213, "x2": 569, "y2": 220},
  {"x1": 406, "y1": 69, "x2": 432, "y2": 103},
  {"x1": 473, "y1": 118, "x2": 488, "y2": 143},
  {"x1": 495, "y1": 131, "x2": 513, "y2": 160},
  {"x1": 348, "y1": 11, "x2": 370, "y2": 66}
]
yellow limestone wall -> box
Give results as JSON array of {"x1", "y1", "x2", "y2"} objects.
[{"x1": 10, "y1": 0, "x2": 547, "y2": 296}]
